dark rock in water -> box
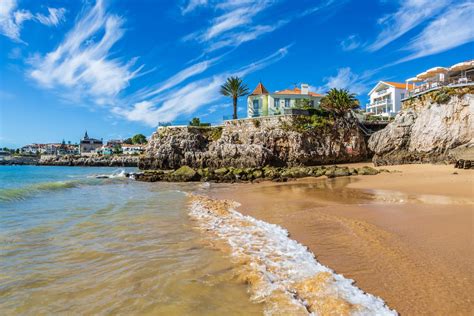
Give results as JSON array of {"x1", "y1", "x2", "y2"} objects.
[
  {"x1": 38, "y1": 155, "x2": 139, "y2": 167},
  {"x1": 171, "y1": 166, "x2": 199, "y2": 182}
]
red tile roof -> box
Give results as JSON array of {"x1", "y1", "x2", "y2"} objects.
[
  {"x1": 250, "y1": 82, "x2": 270, "y2": 95},
  {"x1": 275, "y1": 87, "x2": 323, "y2": 97}
]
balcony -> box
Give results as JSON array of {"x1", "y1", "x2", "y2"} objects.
[{"x1": 366, "y1": 99, "x2": 392, "y2": 109}]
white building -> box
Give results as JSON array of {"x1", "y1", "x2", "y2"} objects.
[
  {"x1": 122, "y1": 144, "x2": 144, "y2": 155},
  {"x1": 366, "y1": 81, "x2": 409, "y2": 117},
  {"x1": 247, "y1": 83, "x2": 323, "y2": 118}
]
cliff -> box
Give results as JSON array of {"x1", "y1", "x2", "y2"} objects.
[
  {"x1": 38, "y1": 155, "x2": 139, "y2": 167},
  {"x1": 369, "y1": 87, "x2": 474, "y2": 165},
  {"x1": 139, "y1": 115, "x2": 368, "y2": 170}
]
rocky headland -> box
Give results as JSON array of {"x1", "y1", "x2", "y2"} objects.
[
  {"x1": 369, "y1": 87, "x2": 474, "y2": 166},
  {"x1": 140, "y1": 115, "x2": 368, "y2": 170}
]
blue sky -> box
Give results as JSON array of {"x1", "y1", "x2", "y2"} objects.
[{"x1": 0, "y1": 0, "x2": 473, "y2": 147}]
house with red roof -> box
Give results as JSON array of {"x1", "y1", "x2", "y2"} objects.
[
  {"x1": 366, "y1": 81, "x2": 410, "y2": 117},
  {"x1": 247, "y1": 83, "x2": 323, "y2": 118}
]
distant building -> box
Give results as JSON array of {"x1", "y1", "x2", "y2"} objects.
[
  {"x1": 366, "y1": 81, "x2": 409, "y2": 117},
  {"x1": 79, "y1": 131, "x2": 103, "y2": 155},
  {"x1": 122, "y1": 144, "x2": 145, "y2": 155},
  {"x1": 100, "y1": 146, "x2": 114, "y2": 155},
  {"x1": 247, "y1": 83, "x2": 323, "y2": 118},
  {"x1": 21, "y1": 144, "x2": 40, "y2": 155}
]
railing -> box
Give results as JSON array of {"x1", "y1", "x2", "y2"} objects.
[
  {"x1": 406, "y1": 77, "x2": 473, "y2": 99},
  {"x1": 367, "y1": 100, "x2": 392, "y2": 108}
]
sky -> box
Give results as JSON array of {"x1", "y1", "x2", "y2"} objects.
[{"x1": 0, "y1": 0, "x2": 473, "y2": 147}]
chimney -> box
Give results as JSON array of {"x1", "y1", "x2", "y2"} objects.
[{"x1": 301, "y1": 83, "x2": 309, "y2": 95}]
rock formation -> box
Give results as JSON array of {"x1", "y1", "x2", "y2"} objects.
[
  {"x1": 369, "y1": 87, "x2": 473, "y2": 165},
  {"x1": 38, "y1": 155, "x2": 139, "y2": 167},
  {"x1": 139, "y1": 115, "x2": 368, "y2": 170}
]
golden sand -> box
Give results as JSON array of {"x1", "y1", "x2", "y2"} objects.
[{"x1": 209, "y1": 164, "x2": 474, "y2": 315}]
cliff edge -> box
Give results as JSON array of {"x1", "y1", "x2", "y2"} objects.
[
  {"x1": 139, "y1": 115, "x2": 368, "y2": 170},
  {"x1": 369, "y1": 87, "x2": 473, "y2": 165}
]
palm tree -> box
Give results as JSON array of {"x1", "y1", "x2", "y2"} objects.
[
  {"x1": 220, "y1": 76, "x2": 249, "y2": 119},
  {"x1": 320, "y1": 88, "x2": 360, "y2": 116}
]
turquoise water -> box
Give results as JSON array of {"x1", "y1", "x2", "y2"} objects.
[{"x1": 0, "y1": 166, "x2": 262, "y2": 315}]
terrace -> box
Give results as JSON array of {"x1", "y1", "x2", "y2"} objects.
[{"x1": 404, "y1": 60, "x2": 474, "y2": 100}]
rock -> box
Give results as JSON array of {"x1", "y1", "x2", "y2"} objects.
[
  {"x1": 369, "y1": 90, "x2": 473, "y2": 165},
  {"x1": 356, "y1": 166, "x2": 379, "y2": 175},
  {"x1": 325, "y1": 166, "x2": 350, "y2": 178},
  {"x1": 140, "y1": 115, "x2": 368, "y2": 170},
  {"x1": 171, "y1": 166, "x2": 199, "y2": 181},
  {"x1": 38, "y1": 155, "x2": 139, "y2": 167}
]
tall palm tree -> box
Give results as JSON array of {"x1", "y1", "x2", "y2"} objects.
[
  {"x1": 220, "y1": 76, "x2": 249, "y2": 119},
  {"x1": 320, "y1": 88, "x2": 360, "y2": 116}
]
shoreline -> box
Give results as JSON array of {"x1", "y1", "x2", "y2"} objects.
[{"x1": 206, "y1": 163, "x2": 474, "y2": 315}]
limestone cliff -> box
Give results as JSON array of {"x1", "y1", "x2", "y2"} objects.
[
  {"x1": 369, "y1": 88, "x2": 473, "y2": 165},
  {"x1": 139, "y1": 115, "x2": 368, "y2": 170}
]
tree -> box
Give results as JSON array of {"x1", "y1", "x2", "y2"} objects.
[
  {"x1": 220, "y1": 76, "x2": 249, "y2": 120},
  {"x1": 123, "y1": 138, "x2": 133, "y2": 144},
  {"x1": 319, "y1": 88, "x2": 359, "y2": 116},
  {"x1": 131, "y1": 134, "x2": 147, "y2": 145},
  {"x1": 294, "y1": 98, "x2": 314, "y2": 110},
  {"x1": 189, "y1": 117, "x2": 201, "y2": 126},
  {"x1": 113, "y1": 144, "x2": 122, "y2": 154}
]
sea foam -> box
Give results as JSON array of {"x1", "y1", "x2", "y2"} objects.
[{"x1": 189, "y1": 195, "x2": 397, "y2": 315}]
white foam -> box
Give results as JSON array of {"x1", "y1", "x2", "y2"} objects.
[{"x1": 189, "y1": 197, "x2": 397, "y2": 315}]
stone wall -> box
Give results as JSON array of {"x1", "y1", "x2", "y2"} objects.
[{"x1": 140, "y1": 115, "x2": 368, "y2": 170}]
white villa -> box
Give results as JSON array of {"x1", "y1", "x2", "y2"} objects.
[
  {"x1": 366, "y1": 81, "x2": 409, "y2": 117},
  {"x1": 247, "y1": 83, "x2": 323, "y2": 118},
  {"x1": 366, "y1": 60, "x2": 474, "y2": 117}
]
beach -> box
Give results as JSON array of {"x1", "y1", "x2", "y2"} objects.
[{"x1": 209, "y1": 164, "x2": 474, "y2": 315}]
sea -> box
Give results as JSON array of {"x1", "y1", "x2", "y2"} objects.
[{"x1": 0, "y1": 166, "x2": 395, "y2": 315}]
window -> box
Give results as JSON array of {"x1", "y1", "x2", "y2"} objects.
[
  {"x1": 284, "y1": 98, "x2": 290, "y2": 107},
  {"x1": 274, "y1": 98, "x2": 280, "y2": 108},
  {"x1": 401, "y1": 93, "x2": 405, "y2": 99},
  {"x1": 252, "y1": 99, "x2": 259, "y2": 116}
]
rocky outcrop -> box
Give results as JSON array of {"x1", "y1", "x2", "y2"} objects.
[
  {"x1": 369, "y1": 90, "x2": 473, "y2": 165},
  {"x1": 133, "y1": 165, "x2": 384, "y2": 183},
  {"x1": 0, "y1": 156, "x2": 39, "y2": 165},
  {"x1": 38, "y1": 155, "x2": 139, "y2": 167},
  {"x1": 140, "y1": 115, "x2": 368, "y2": 170}
]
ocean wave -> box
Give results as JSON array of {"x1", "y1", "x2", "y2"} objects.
[
  {"x1": 189, "y1": 195, "x2": 397, "y2": 315},
  {"x1": 0, "y1": 171, "x2": 129, "y2": 202}
]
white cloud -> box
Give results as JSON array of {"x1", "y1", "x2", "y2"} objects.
[
  {"x1": 36, "y1": 8, "x2": 66, "y2": 26},
  {"x1": 181, "y1": 0, "x2": 208, "y2": 14},
  {"x1": 0, "y1": 0, "x2": 66, "y2": 42},
  {"x1": 367, "y1": 0, "x2": 450, "y2": 52},
  {"x1": 116, "y1": 46, "x2": 289, "y2": 126},
  {"x1": 29, "y1": 0, "x2": 142, "y2": 105},
  {"x1": 0, "y1": 0, "x2": 25, "y2": 41},
  {"x1": 399, "y1": 2, "x2": 474, "y2": 62},
  {"x1": 340, "y1": 34, "x2": 361, "y2": 51},
  {"x1": 316, "y1": 67, "x2": 369, "y2": 95}
]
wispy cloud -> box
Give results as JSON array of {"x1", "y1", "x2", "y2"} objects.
[
  {"x1": 28, "y1": 0, "x2": 143, "y2": 105},
  {"x1": 35, "y1": 7, "x2": 66, "y2": 26},
  {"x1": 367, "y1": 0, "x2": 450, "y2": 52},
  {"x1": 315, "y1": 67, "x2": 371, "y2": 95},
  {"x1": 0, "y1": 0, "x2": 66, "y2": 42},
  {"x1": 116, "y1": 46, "x2": 290, "y2": 126},
  {"x1": 340, "y1": 34, "x2": 361, "y2": 51},
  {"x1": 183, "y1": 0, "x2": 343, "y2": 52},
  {"x1": 398, "y1": 2, "x2": 474, "y2": 63},
  {"x1": 181, "y1": 0, "x2": 208, "y2": 15}
]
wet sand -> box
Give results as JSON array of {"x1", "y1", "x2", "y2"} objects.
[{"x1": 210, "y1": 164, "x2": 474, "y2": 315}]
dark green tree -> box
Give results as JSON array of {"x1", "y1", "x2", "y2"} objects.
[
  {"x1": 131, "y1": 134, "x2": 147, "y2": 144},
  {"x1": 319, "y1": 88, "x2": 360, "y2": 116},
  {"x1": 220, "y1": 76, "x2": 249, "y2": 120}
]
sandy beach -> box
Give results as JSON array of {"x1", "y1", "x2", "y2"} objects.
[{"x1": 209, "y1": 164, "x2": 474, "y2": 315}]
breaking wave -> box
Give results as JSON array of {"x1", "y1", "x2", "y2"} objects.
[
  {"x1": 0, "y1": 169, "x2": 130, "y2": 202},
  {"x1": 189, "y1": 195, "x2": 397, "y2": 315}
]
